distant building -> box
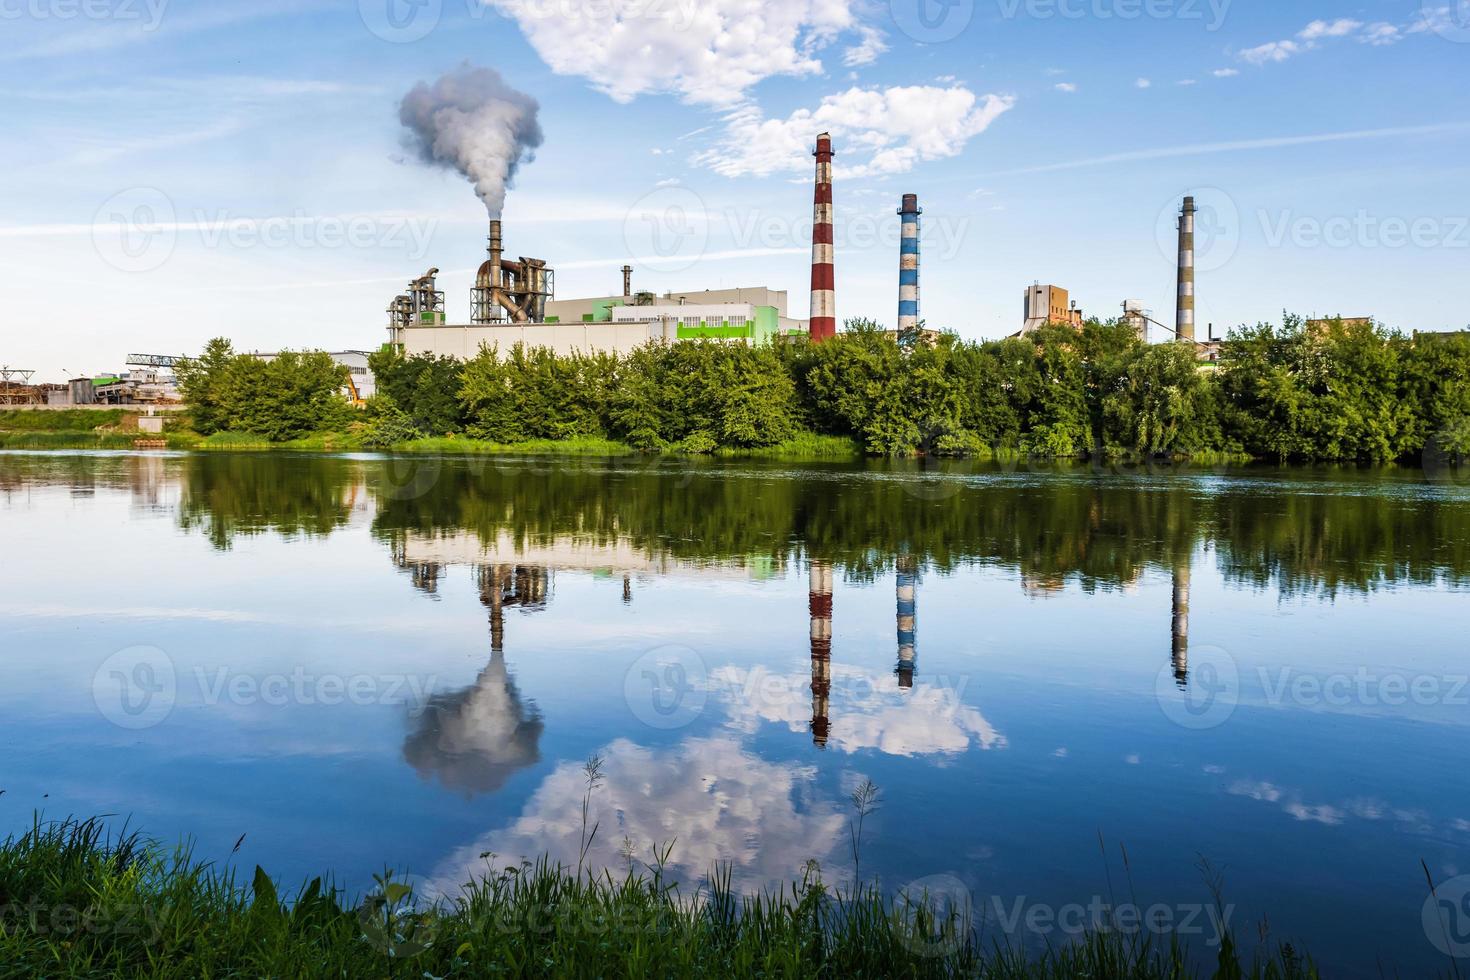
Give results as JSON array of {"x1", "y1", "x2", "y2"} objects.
[
  {"x1": 1022, "y1": 284, "x2": 1084, "y2": 333},
  {"x1": 1306, "y1": 316, "x2": 1374, "y2": 333},
  {"x1": 396, "y1": 285, "x2": 809, "y2": 360}
]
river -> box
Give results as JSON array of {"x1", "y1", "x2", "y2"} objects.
[{"x1": 1, "y1": 450, "x2": 1467, "y2": 975}]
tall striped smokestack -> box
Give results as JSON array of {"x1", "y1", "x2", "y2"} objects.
[
  {"x1": 897, "y1": 194, "x2": 921, "y2": 334},
  {"x1": 809, "y1": 560, "x2": 833, "y2": 747},
  {"x1": 809, "y1": 133, "x2": 836, "y2": 342},
  {"x1": 1171, "y1": 559, "x2": 1190, "y2": 689},
  {"x1": 1176, "y1": 196, "x2": 1196, "y2": 343},
  {"x1": 895, "y1": 555, "x2": 917, "y2": 689}
]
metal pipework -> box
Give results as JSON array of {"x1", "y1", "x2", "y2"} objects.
[
  {"x1": 1176, "y1": 196, "x2": 1196, "y2": 343},
  {"x1": 809, "y1": 132, "x2": 836, "y2": 342},
  {"x1": 897, "y1": 193, "x2": 921, "y2": 335}
]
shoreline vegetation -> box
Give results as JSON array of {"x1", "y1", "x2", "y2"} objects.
[
  {"x1": 5, "y1": 316, "x2": 1467, "y2": 467},
  {"x1": 0, "y1": 816, "x2": 1322, "y2": 978}
]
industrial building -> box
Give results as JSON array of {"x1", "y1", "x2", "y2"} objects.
[
  {"x1": 1020, "y1": 284, "x2": 1085, "y2": 333},
  {"x1": 387, "y1": 219, "x2": 809, "y2": 360}
]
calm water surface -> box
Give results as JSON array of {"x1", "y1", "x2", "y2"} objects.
[{"x1": 2, "y1": 451, "x2": 1468, "y2": 975}]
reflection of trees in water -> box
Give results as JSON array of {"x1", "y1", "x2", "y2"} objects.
[
  {"x1": 175, "y1": 454, "x2": 359, "y2": 550},
  {"x1": 402, "y1": 564, "x2": 547, "y2": 797},
  {"x1": 8, "y1": 452, "x2": 1466, "y2": 596},
  {"x1": 369, "y1": 457, "x2": 1470, "y2": 596}
]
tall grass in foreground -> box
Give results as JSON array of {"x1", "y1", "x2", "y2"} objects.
[{"x1": 0, "y1": 816, "x2": 1330, "y2": 979}]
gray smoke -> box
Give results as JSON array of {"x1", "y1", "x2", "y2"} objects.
[{"x1": 399, "y1": 65, "x2": 543, "y2": 218}]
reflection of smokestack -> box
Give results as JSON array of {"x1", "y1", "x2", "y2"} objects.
[
  {"x1": 809, "y1": 560, "x2": 832, "y2": 747},
  {"x1": 1176, "y1": 196, "x2": 1196, "y2": 343},
  {"x1": 622, "y1": 573, "x2": 632, "y2": 604},
  {"x1": 1172, "y1": 560, "x2": 1190, "y2": 688},
  {"x1": 621, "y1": 265, "x2": 633, "y2": 298},
  {"x1": 809, "y1": 133, "x2": 836, "y2": 342},
  {"x1": 897, "y1": 194, "x2": 921, "y2": 335},
  {"x1": 896, "y1": 556, "x2": 917, "y2": 689}
]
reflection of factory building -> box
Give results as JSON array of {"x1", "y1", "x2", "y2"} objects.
[
  {"x1": 387, "y1": 220, "x2": 807, "y2": 360},
  {"x1": 808, "y1": 560, "x2": 833, "y2": 748},
  {"x1": 402, "y1": 563, "x2": 547, "y2": 798}
]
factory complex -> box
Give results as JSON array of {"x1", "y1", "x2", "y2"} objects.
[{"x1": 3, "y1": 133, "x2": 1314, "y2": 408}]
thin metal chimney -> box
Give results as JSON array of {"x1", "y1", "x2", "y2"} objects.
[
  {"x1": 897, "y1": 193, "x2": 921, "y2": 335},
  {"x1": 1175, "y1": 196, "x2": 1196, "y2": 342},
  {"x1": 809, "y1": 133, "x2": 836, "y2": 342},
  {"x1": 621, "y1": 264, "x2": 632, "y2": 298}
]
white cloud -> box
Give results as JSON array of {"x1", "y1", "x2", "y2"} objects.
[
  {"x1": 699, "y1": 84, "x2": 1015, "y2": 179},
  {"x1": 1241, "y1": 13, "x2": 1426, "y2": 65},
  {"x1": 1054, "y1": 82, "x2": 1078, "y2": 93},
  {"x1": 1213, "y1": 68, "x2": 1240, "y2": 78},
  {"x1": 1299, "y1": 18, "x2": 1363, "y2": 40},
  {"x1": 1240, "y1": 40, "x2": 1302, "y2": 64},
  {"x1": 486, "y1": 0, "x2": 870, "y2": 107},
  {"x1": 844, "y1": 24, "x2": 888, "y2": 66},
  {"x1": 713, "y1": 664, "x2": 1007, "y2": 757},
  {"x1": 1360, "y1": 22, "x2": 1403, "y2": 45},
  {"x1": 427, "y1": 737, "x2": 846, "y2": 895},
  {"x1": 1177, "y1": 79, "x2": 1198, "y2": 86},
  {"x1": 1135, "y1": 78, "x2": 1152, "y2": 89}
]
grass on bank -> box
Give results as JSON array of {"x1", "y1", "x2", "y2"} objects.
[
  {"x1": 0, "y1": 816, "x2": 1325, "y2": 979},
  {"x1": 0, "y1": 411, "x2": 867, "y2": 461}
]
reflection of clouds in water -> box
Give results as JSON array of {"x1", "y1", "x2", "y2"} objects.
[
  {"x1": 429, "y1": 737, "x2": 845, "y2": 895},
  {"x1": 713, "y1": 665, "x2": 1006, "y2": 757},
  {"x1": 403, "y1": 651, "x2": 543, "y2": 797},
  {"x1": 1227, "y1": 780, "x2": 1433, "y2": 830}
]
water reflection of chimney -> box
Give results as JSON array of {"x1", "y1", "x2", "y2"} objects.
[
  {"x1": 1171, "y1": 559, "x2": 1190, "y2": 689},
  {"x1": 622, "y1": 573, "x2": 632, "y2": 604},
  {"x1": 477, "y1": 564, "x2": 550, "y2": 653},
  {"x1": 896, "y1": 555, "x2": 918, "y2": 689},
  {"x1": 809, "y1": 560, "x2": 833, "y2": 748}
]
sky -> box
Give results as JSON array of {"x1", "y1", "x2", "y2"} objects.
[{"x1": 2, "y1": 0, "x2": 1468, "y2": 380}]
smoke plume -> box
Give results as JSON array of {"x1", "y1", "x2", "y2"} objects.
[{"x1": 399, "y1": 65, "x2": 543, "y2": 218}]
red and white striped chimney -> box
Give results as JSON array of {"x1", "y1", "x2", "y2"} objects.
[{"x1": 809, "y1": 132, "x2": 836, "y2": 342}]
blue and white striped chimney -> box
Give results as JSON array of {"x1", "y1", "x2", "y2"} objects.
[{"x1": 897, "y1": 193, "x2": 922, "y2": 334}]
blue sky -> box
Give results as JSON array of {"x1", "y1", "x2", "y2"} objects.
[{"x1": 2, "y1": 0, "x2": 1468, "y2": 379}]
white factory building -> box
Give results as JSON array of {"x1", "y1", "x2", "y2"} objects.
[{"x1": 386, "y1": 223, "x2": 807, "y2": 360}]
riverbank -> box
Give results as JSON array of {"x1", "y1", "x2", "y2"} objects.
[
  {"x1": 0, "y1": 817, "x2": 1317, "y2": 978},
  {"x1": 0, "y1": 411, "x2": 859, "y2": 459}
]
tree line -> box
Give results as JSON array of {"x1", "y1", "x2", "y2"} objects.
[{"x1": 181, "y1": 317, "x2": 1470, "y2": 463}]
